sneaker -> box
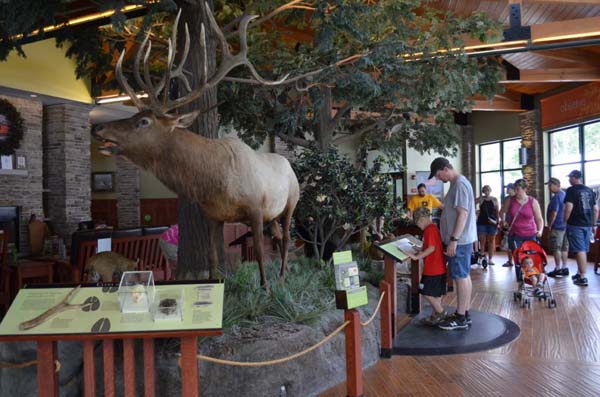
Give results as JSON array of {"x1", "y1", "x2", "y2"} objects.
[
  {"x1": 574, "y1": 276, "x2": 588, "y2": 286},
  {"x1": 438, "y1": 314, "x2": 469, "y2": 330},
  {"x1": 502, "y1": 262, "x2": 513, "y2": 267},
  {"x1": 418, "y1": 311, "x2": 447, "y2": 326},
  {"x1": 572, "y1": 273, "x2": 581, "y2": 281},
  {"x1": 559, "y1": 267, "x2": 570, "y2": 276},
  {"x1": 547, "y1": 269, "x2": 560, "y2": 278}
]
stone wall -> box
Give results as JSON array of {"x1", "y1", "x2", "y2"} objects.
[
  {"x1": 44, "y1": 103, "x2": 93, "y2": 242},
  {"x1": 460, "y1": 124, "x2": 476, "y2": 189},
  {"x1": 116, "y1": 157, "x2": 140, "y2": 228},
  {"x1": 519, "y1": 110, "x2": 543, "y2": 202},
  {"x1": 0, "y1": 95, "x2": 44, "y2": 253}
]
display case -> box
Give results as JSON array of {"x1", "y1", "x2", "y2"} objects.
[
  {"x1": 152, "y1": 288, "x2": 184, "y2": 321},
  {"x1": 118, "y1": 271, "x2": 155, "y2": 313}
]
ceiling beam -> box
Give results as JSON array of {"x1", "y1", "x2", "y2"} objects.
[
  {"x1": 472, "y1": 97, "x2": 524, "y2": 112},
  {"x1": 531, "y1": 49, "x2": 600, "y2": 65},
  {"x1": 500, "y1": 67, "x2": 600, "y2": 83},
  {"x1": 531, "y1": 16, "x2": 600, "y2": 42}
]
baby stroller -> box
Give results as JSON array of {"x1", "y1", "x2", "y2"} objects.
[
  {"x1": 512, "y1": 240, "x2": 556, "y2": 309},
  {"x1": 471, "y1": 241, "x2": 488, "y2": 269}
]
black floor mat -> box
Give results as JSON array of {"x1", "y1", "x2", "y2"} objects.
[{"x1": 393, "y1": 308, "x2": 520, "y2": 356}]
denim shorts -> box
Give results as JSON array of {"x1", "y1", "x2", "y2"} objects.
[
  {"x1": 567, "y1": 225, "x2": 592, "y2": 253},
  {"x1": 447, "y1": 243, "x2": 472, "y2": 279},
  {"x1": 477, "y1": 224, "x2": 497, "y2": 236}
]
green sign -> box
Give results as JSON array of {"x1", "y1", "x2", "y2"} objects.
[
  {"x1": 345, "y1": 286, "x2": 368, "y2": 309},
  {"x1": 0, "y1": 283, "x2": 224, "y2": 336},
  {"x1": 333, "y1": 250, "x2": 353, "y2": 265},
  {"x1": 375, "y1": 240, "x2": 409, "y2": 261}
]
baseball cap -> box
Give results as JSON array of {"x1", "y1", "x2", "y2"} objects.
[
  {"x1": 429, "y1": 157, "x2": 451, "y2": 179},
  {"x1": 505, "y1": 183, "x2": 515, "y2": 190},
  {"x1": 545, "y1": 177, "x2": 560, "y2": 185},
  {"x1": 567, "y1": 170, "x2": 582, "y2": 179}
]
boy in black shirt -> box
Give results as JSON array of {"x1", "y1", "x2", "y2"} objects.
[{"x1": 564, "y1": 170, "x2": 598, "y2": 286}]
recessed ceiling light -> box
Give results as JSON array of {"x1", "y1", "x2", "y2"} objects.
[{"x1": 29, "y1": 94, "x2": 38, "y2": 98}]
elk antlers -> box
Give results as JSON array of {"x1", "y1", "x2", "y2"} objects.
[{"x1": 116, "y1": 1, "x2": 289, "y2": 116}]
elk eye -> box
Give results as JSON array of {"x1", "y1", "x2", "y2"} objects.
[{"x1": 136, "y1": 117, "x2": 153, "y2": 128}]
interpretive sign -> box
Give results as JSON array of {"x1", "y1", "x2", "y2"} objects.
[
  {"x1": 374, "y1": 234, "x2": 422, "y2": 262},
  {"x1": 333, "y1": 250, "x2": 368, "y2": 310},
  {"x1": 0, "y1": 281, "x2": 223, "y2": 336}
]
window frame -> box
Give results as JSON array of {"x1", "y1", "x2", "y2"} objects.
[
  {"x1": 548, "y1": 118, "x2": 600, "y2": 185},
  {"x1": 478, "y1": 138, "x2": 522, "y2": 200}
]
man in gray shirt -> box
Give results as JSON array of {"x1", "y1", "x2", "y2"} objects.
[{"x1": 429, "y1": 157, "x2": 478, "y2": 330}]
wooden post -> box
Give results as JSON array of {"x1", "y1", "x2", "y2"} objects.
[
  {"x1": 180, "y1": 336, "x2": 199, "y2": 397},
  {"x1": 344, "y1": 309, "x2": 363, "y2": 397},
  {"x1": 37, "y1": 341, "x2": 58, "y2": 397},
  {"x1": 103, "y1": 340, "x2": 115, "y2": 397},
  {"x1": 383, "y1": 255, "x2": 397, "y2": 336},
  {"x1": 143, "y1": 339, "x2": 156, "y2": 397},
  {"x1": 83, "y1": 340, "x2": 96, "y2": 397},
  {"x1": 410, "y1": 258, "x2": 421, "y2": 315},
  {"x1": 123, "y1": 338, "x2": 136, "y2": 397},
  {"x1": 379, "y1": 280, "x2": 392, "y2": 358}
]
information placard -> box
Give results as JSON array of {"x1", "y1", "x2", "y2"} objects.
[{"x1": 0, "y1": 282, "x2": 224, "y2": 336}]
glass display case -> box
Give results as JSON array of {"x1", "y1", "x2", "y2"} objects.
[
  {"x1": 118, "y1": 271, "x2": 155, "y2": 313},
  {"x1": 152, "y1": 288, "x2": 184, "y2": 321}
]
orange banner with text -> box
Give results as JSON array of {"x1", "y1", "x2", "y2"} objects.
[{"x1": 540, "y1": 82, "x2": 600, "y2": 129}]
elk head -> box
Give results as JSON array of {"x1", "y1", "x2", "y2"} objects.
[{"x1": 93, "y1": 2, "x2": 288, "y2": 162}]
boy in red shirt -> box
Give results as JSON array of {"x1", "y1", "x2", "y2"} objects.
[{"x1": 407, "y1": 207, "x2": 448, "y2": 326}]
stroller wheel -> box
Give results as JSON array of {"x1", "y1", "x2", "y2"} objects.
[
  {"x1": 527, "y1": 300, "x2": 531, "y2": 309},
  {"x1": 550, "y1": 299, "x2": 557, "y2": 308},
  {"x1": 482, "y1": 258, "x2": 488, "y2": 269},
  {"x1": 513, "y1": 292, "x2": 518, "y2": 302}
]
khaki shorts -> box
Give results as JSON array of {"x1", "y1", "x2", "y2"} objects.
[{"x1": 549, "y1": 229, "x2": 569, "y2": 253}]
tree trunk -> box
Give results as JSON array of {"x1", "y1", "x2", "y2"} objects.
[
  {"x1": 317, "y1": 86, "x2": 334, "y2": 151},
  {"x1": 175, "y1": 0, "x2": 225, "y2": 279}
]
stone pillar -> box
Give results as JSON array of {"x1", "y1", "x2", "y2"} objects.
[
  {"x1": 519, "y1": 110, "x2": 543, "y2": 202},
  {"x1": 460, "y1": 125, "x2": 476, "y2": 189},
  {"x1": 0, "y1": 96, "x2": 44, "y2": 253},
  {"x1": 44, "y1": 103, "x2": 93, "y2": 242},
  {"x1": 116, "y1": 157, "x2": 140, "y2": 228}
]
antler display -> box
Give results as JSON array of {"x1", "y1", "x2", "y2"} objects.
[{"x1": 116, "y1": 1, "x2": 289, "y2": 115}]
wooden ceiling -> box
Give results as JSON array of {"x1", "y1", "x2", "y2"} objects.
[
  {"x1": 41, "y1": 1, "x2": 600, "y2": 111},
  {"x1": 432, "y1": 0, "x2": 600, "y2": 111}
]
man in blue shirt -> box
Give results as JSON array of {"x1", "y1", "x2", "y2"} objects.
[{"x1": 546, "y1": 178, "x2": 569, "y2": 278}]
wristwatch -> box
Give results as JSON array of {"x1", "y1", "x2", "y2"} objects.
[{"x1": 450, "y1": 236, "x2": 459, "y2": 242}]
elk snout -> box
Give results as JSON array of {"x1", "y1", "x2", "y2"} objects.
[{"x1": 91, "y1": 124, "x2": 105, "y2": 139}]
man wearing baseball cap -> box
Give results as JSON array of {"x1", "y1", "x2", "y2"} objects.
[
  {"x1": 545, "y1": 177, "x2": 569, "y2": 278},
  {"x1": 429, "y1": 157, "x2": 477, "y2": 330},
  {"x1": 564, "y1": 170, "x2": 598, "y2": 286}
]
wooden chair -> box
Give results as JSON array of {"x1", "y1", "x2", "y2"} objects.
[{"x1": 0, "y1": 230, "x2": 14, "y2": 313}]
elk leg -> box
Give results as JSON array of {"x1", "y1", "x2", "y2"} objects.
[
  {"x1": 250, "y1": 214, "x2": 268, "y2": 290},
  {"x1": 280, "y1": 207, "x2": 293, "y2": 279},
  {"x1": 208, "y1": 223, "x2": 221, "y2": 279},
  {"x1": 270, "y1": 220, "x2": 283, "y2": 258}
]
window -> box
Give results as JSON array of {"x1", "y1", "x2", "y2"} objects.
[
  {"x1": 549, "y1": 120, "x2": 600, "y2": 187},
  {"x1": 478, "y1": 138, "x2": 522, "y2": 200}
]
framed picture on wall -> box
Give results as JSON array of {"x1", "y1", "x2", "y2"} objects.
[{"x1": 92, "y1": 172, "x2": 114, "y2": 192}]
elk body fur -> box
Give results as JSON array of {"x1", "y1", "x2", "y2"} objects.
[{"x1": 94, "y1": 111, "x2": 299, "y2": 288}]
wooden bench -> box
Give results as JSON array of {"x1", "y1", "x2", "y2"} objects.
[{"x1": 75, "y1": 234, "x2": 170, "y2": 282}]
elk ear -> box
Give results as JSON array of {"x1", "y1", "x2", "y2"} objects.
[{"x1": 174, "y1": 111, "x2": 201, "y2": 129}]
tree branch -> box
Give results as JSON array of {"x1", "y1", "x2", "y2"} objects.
[{"x1": 276, "y1": 132, "x2": 312, "y2": 148}]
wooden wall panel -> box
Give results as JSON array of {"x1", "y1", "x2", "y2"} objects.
[
  {"x1": 91, "y1": 199, "x2": 118, "y2": 228},
  {"x1": 140, "y1": 198, "x2": 178, "y2": 226}
]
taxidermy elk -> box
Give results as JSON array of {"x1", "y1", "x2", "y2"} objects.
[{"x1": 93, "y1": 6, "x2": 299, "y2": 289}]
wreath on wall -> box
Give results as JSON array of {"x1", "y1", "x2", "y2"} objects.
[{"x1": 0, "y1": 98, "x2": 25, "y2": 156}]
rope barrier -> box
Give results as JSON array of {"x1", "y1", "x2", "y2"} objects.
[
  {"x1": 360, "y1": 291, "x2": 386, "y2": 327},
  {"x1": 0, "y1": 359, "x2": 61, "y2": 372},
  {"x1": 177, "y1": 320, "x2": 350, "y2": 368}
]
